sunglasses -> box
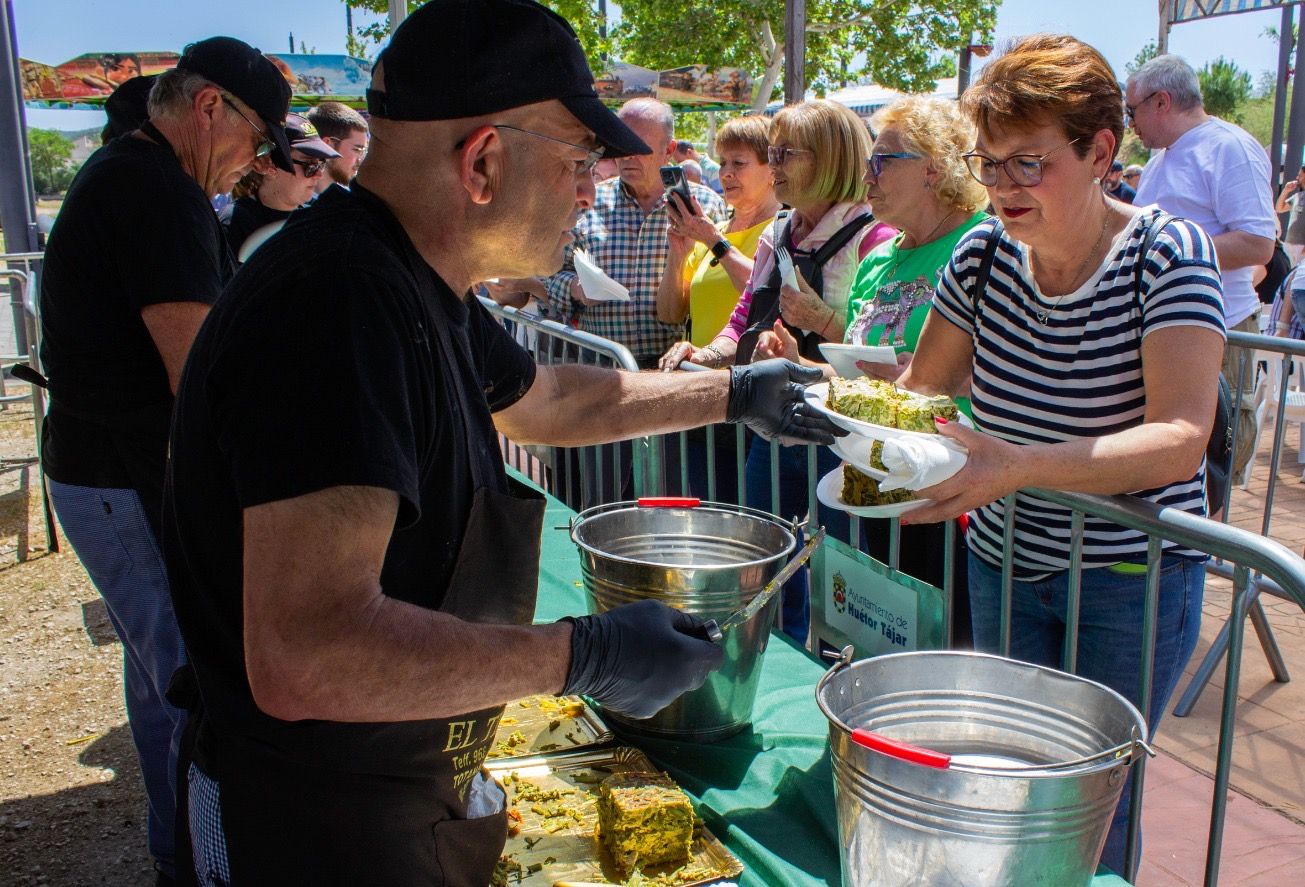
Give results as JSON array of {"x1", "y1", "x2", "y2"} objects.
[
  {"x1": 1125, "y1": 91, "x2": 1160, "y2": 122},
  {"x1": 962, "y1": 139, "x2": 1079, "y2": 188},
  {"x1": 292, "y1": 158, "x2": 328, "y2": 177},
  {"x1": 767, "y1": 145, "x2": 812, "y2": 166},
  {"x1": 866, "y1": 151, "x2": 921, "y2": 178},
  {"x1": 222, "y1": 95, "x2": 274, "y2": 159}
]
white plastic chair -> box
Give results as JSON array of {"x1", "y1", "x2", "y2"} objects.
[{"x1": 1257, "y1": 350, "x2": 1305, "y2": 480}]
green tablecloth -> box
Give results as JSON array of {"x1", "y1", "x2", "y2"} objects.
[{"x1": 529, "y1": 483, "x2": 1131, "y2": 887}]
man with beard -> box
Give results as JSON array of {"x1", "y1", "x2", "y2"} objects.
[{"x1": 308, "y1": 100, "x2": 369, "y2": 193}]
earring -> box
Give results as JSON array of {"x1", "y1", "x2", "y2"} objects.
[{"x1": 1092, "y1": 176, "x2": 1101, "y2": 185}]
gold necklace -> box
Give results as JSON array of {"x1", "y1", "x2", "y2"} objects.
[{"x1": 1034, "y1": 207, "x2": 1111, "y2": 325}]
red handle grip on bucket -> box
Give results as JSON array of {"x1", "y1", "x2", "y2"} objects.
[
  {"x1": 637, "y1": 497, "x2": 701, "y2": 508},
  {"x1": 851, "y1": 728, "x2": 952, "y2": 769}
]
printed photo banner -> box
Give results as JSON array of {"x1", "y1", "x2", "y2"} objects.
[
  {"x1": 21, "y1": 52, "x2": 374, "y2": 108},
  {"x1": 658, "y1": 64, "x2": 756, "y2": 107},
  {"x1": 594, "y1": 61, "x2": 658, "y2": 101}
]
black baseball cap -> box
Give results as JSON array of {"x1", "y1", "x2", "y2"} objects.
[
  {"x1": 366, "y1": 0, "x2": 650, "y2": 158},
  {"x1": 285, "y1": 114, "x2": 340, "y2": 159},
  {"x1": 177, "y1": 36, "x2": 294, "y2": 171},
  {"x1": 104, "y1": 75, "x2": 155, "y2": 142}
]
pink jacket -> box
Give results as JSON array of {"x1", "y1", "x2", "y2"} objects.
[{"x1": 718, "y1": 201, "x2": 895, "y2": 342}]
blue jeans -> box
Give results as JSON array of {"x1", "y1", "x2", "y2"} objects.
[
  {"x1": 968, "y1": 552, "x2": 1204, "y2": 877},
  {"x1": 48, "y1": 479, "x2": 187, "y2": 876},
  {"x1": 745, "y1": 438, "x2": 849, "y2": 642}
]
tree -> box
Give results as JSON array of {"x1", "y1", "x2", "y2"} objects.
[
  {"x1": 1199, "y1": 57, "x2": 1252, "y2": 124},
  {"x1": 615, "y1": 0, "x2": 997, "y2": 111},
  {"x1": 343, "y1": 0, "x2": 997, "y2": 112},
  {"x1": 1124, "y1": 40, "x2": 1158, "y2": 77},
  {"x1": 28, "y1": 129, "x2": 73, "y2": 195}
]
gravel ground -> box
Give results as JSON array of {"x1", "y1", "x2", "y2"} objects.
[{"x1": 0, "y1": 399, "x2": 156, "y2": 886}]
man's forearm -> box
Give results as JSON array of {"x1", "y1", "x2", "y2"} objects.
[
  {"x1": 503, "y1": 364, "x2": 729, "y2": 447},
  {"x1": 1212, "y1": 230, "x2": 1275, "y2": 271},
  {"x1": 248, "y1": 593, "x2": 573, "y2": 722}
]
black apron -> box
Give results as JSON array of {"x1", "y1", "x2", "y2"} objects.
[
  {"x1": 735, "y1": 211, "x2": 874, "y2": 365},
  {"x1": 173, "y1": 228, "x2": 545, "y2": 886}
]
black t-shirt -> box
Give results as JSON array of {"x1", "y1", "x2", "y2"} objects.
[
  {"x1": 220, "y1": 195, "x2": 292, "y2": 262},
  {"x1": 163, "y1": 184, "x2": 537, "y2": 777},
  {"x1": 39, "y1": 133, "x2": 233, "y2": 534}
]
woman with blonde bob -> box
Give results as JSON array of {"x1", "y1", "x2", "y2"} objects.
[
  {"x1": 897, "y1": 35, "x2": 1225, "y2": 874},
  {"x1": 760, "y1": 96, "x2": 990, "y2": 638},
  {"x1": 660, "y1": 99, "x2": 895, "y2": 641}
]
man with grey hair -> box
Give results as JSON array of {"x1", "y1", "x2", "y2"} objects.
[
  {"x1": 37, "y1": 37, "x2": 290, "y2": 885},
  {"x1": 542, "y1": 97, "x2": 726, "y2": 365},
  {"x1": 162, "y1": 2, "x2": 837, "y2": 882},
  {"x1": 1128, "y1": 53, "x2": 1275, "y2": 480}
]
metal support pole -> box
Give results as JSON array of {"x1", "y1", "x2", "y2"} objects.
[
  {"x1": 388, "y1": 0, "x2": 407, "y2": 35},
  {"x1": 957, "y1": 36, "x2": 973, "y2": 97},
  {"x1": 0, "y1": 0, "x2": 36, "y2": 355},
  {"x1": 784, "y1": 0, "x2": 806, "y2": 105},
  {"x1": 1157, "y1": 0, "x2": 1171, "y2": 55},
  {"x1": 1271, "y1": 3, "x2": 1295, "y2": 198},
  {"x1": 1283, "y1": 12, "x2": 1305, "y2": 197}
]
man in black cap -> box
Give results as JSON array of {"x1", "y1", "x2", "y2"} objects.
[
  {"x1": 221, "y1": 113, "x2": 340, "y2": 261},
  {"x1": 1103, "y1": 159, "x2": 1135, "y2": 204},
  {"x1": 163, "y1": 1, "x2": 839, "y2": 883},
  {"x1": 37, "y1": 36, "x2": 290, "y2": 885}
]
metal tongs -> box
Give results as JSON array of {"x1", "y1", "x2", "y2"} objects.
[{"x1": 696, "y1": 526, "x2": 826, "y2": 643}]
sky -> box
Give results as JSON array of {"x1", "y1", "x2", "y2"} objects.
[{"x1": 16, "y1": 0, "x2": 1291, "y2": 132}]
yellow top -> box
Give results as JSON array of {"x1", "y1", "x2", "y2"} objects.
[{"x1": 683, "y1": 216, "x2": 773, "y2": 347}]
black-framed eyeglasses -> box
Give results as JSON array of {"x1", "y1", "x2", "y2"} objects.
[
  {"x1": 326, "y1": 136, "x2": 368, "y2": 158},
  {"x1": 457, "y1": 124, "x2": 605, "y2": 175},
  {"x1": 1125, "y1": 91, "x2": 1160, "y2": 122},
  {"x1": 767, "y1": 145, "x2": 812, "y2": 166},
  {"x1": 292, "y1": 158, "x2": 328, "y2": 177},
  {"x1": 866, "y1": 151, "x2": 921, "y2": 178},
  {"x1": 962, "y1": 138, "x2": 1080, "y2": 187},
  {"x1": 221, "y1": 95, "x2": 274, "y2": 159}
]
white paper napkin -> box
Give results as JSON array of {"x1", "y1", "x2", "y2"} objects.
[
  {"x1": 877, "y1": 436, "x2": 968, "y2": 492},
  {"x1": 573, "y1": 249, "x2": 630, "y2": 302}
]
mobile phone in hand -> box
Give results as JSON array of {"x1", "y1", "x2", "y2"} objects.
[{"x1": 659, "y1": 165, "x2": 697, "y2": 215}]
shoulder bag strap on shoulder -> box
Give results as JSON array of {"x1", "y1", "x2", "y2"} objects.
[
  {"x1": 811, "y1": 213, "x2": 875, "y2": 268},
  {"x1": 971, "y1": 219, "x2": 1005, "y2": 311}
]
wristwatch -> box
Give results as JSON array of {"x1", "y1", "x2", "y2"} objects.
[{"x1": 708, "y1": 238, "x2": 732, "y2": 265}]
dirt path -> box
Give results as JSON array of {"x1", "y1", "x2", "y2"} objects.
[{"x1": 0, "y1": 400, "x2": 154, "y2": 886}]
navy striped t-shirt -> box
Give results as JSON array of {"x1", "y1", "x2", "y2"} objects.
[{"x1": 931, "y1": 208, "x2": 1225, "y2": 578}]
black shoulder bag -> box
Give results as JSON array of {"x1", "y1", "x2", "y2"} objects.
[{"x1": 971, "y1": 216, "x2": 1234, "y2": 509}]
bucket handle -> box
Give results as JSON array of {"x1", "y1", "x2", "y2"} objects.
[
  {"x1": 849, "y1": 728, "x2": 1155, "y2": 774},
  {"x1": 851, "y1": 728, "x2": 952, "y2": 769},
  {"x1": 636, "y1": 497, "x2": 701, "y2": 508}
]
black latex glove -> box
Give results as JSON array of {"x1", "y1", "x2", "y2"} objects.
[
  {"x1": 727, "y1": 359, "x2": 847, "y2": 445},
  {"x1": 560, "y1": 599, "x2": 725, "y2": 719}
]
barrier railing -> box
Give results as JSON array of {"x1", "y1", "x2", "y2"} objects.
[
  {"x1": 0, "y1": 265, "x2": 54, "y2": 556},
  {"x1": 482, "y1": 314, "x2": 1305, "y2": 886}
]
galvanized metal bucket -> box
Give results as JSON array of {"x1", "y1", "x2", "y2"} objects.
[
  {"x1": 570, "y1": 498, "x2": 796, "y2": 741},
  {"x1": 816, "y1": 649, "x2": 1151, "y2": 887}
]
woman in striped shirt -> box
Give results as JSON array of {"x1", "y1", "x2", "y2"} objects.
[{"x1": 896, "y1": 35, "x2": 1225, "y2": 875}]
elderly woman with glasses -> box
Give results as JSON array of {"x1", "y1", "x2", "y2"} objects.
[
  {"x1": 759, "y1": 96, "x2": 990, "y2": 640},
  {"x1": 895, "y1": 35, "x2": 1224, "y2": 875},
  {"x1": 661, "y1": 99, "x2": 895, "y2": 642}
]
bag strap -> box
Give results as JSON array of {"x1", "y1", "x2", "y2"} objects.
[
  {"x1": 811, "y1": 213, "x2": 875, "y2": 268},
  {"x1": 1134, "y1": 211, "x2": 1173, "y2": 301},
  {"x1": 970, "y1": 219, "x2": 1004, "y2": 311}
]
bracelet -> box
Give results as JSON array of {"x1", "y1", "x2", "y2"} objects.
[
  {"x1": 819, "y1": 305, "x2": 838, "y2": 339},
  {"x1": 699, "y1": 344, "x2": 725, "y2": 366}
]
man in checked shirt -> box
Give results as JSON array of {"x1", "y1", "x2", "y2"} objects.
[{"x1": 543, "y1": 97, "x2": 727, "y2": 368}]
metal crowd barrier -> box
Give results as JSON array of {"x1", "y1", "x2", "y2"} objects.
[
  {"x1": 0, "y1": 255, "x2": 55, "y2": 556},
  {"x1": 482, "y1": 312, "x2": 1305, "y2": 886}
]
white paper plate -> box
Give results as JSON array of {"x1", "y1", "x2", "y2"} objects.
[
  {"x1": 818, "y1": 343, "x2": 898, "y2": 379},
  {"x1": 816, "y1": 464, "x2": 930, "y2": 518},
  {"x1": 805, "y1": 382, "x2": 971, "y2": 443},
  {"x1": 830, "y1": 437, "x2": 888, "y2": 479}
]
